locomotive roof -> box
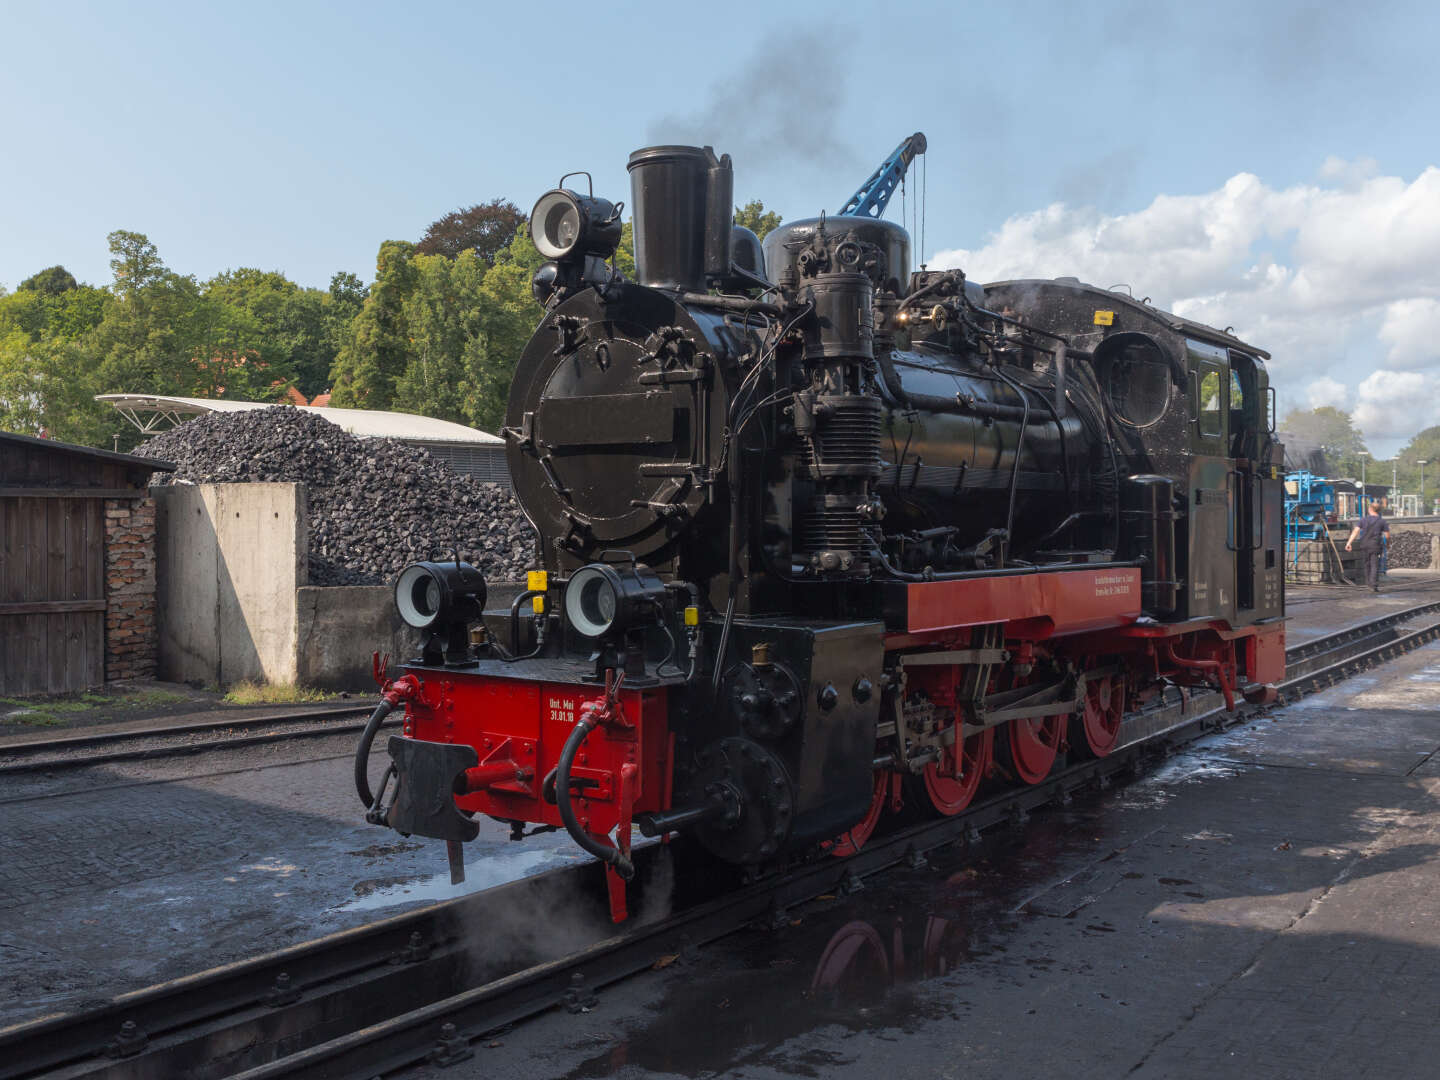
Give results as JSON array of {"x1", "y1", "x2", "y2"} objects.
[{"x1": 985, "y1": 278, "x2": 1271, "y2": 360}]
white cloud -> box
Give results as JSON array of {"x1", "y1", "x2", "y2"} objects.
[
  {"x1": 928, "y1": 162, "x2": 1440, "y2": 455},
  {"x1": 1306, "y1": 376, "x2": 1348, "y2": 409},
  {"x1": 1378, "y1": 298, "x2": 1440, "y2": 369},
  {"x1": 1353, "y1": 370, "x2": 1440, "y2": 444}
]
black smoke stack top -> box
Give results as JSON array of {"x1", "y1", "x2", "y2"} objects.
[{"x1": 627, "y1": 145, "x2": 733, "y2": 293}]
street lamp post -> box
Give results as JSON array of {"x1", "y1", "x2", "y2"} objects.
[
  {"x1": 1419, "y1": 461, "x2": 1429, "y2": 517},
  {"x1": 1359, "y1": 451, "x2": 1369, "y2": 515}
]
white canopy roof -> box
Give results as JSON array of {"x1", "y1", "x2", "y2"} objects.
[{"x1": 96, "y1": 394, "x2": 504, "y2": 446}]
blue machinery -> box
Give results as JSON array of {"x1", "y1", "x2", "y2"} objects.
[
  {"x1": 837, "y1": 132, "x2": 927, "y2": 219},
  {"x1": 1284, "y1": 471, "x2": 1385, "y2": 581},
  {"x1": 1284, "y1": 471, "x2": 1333, "y2": 579}
]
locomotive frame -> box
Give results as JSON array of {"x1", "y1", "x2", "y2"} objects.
[{"x1": 356, "y1": 142, "x2": 1285, "y2": 923}]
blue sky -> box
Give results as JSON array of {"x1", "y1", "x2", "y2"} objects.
[{"x1": 3, "y1": 0, "x2": 1438, "y2": 451}]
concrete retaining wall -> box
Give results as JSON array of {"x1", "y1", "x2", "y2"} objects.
[
  {"x1": 294, "y1": 581, "x2": 528, "y2": 690},
  {"x1": 156, "y1": 480, "x2": 531, "y2": 689},
  {"x1": 295, "y1": 586, "x2": 408, "y2": 690},
  {"x1": 154, "y1": 483, "x2": 307, "y2": 685}
]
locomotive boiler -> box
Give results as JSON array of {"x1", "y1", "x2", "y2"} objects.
[{"x1": 356, "y1": 140, "x2": 1287, "y2": 921}]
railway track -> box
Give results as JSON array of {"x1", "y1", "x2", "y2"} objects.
[
  {"x1": 6, "y1": 602, "x2": 1440, "y2": 1080},
  {"x1": 0, "y1": 706, "x2": 376, "y2": 777}
]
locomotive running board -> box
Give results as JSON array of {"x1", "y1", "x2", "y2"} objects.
[{"x1": 882, "y1": 564, "x2": 1143, "y2": 638}]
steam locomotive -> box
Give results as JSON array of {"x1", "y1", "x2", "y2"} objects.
[{"x1": 355, "y1": 143, "x2": 1286, "y2": 922}]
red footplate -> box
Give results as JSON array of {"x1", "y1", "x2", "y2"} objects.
[{"x1": 400, "y1": 669, "x2": 670, "y2": 837}]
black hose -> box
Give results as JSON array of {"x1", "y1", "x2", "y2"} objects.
[
  {"x1": 509, "y1": 589, "x2": 543, "y2": 655},
  {"x1": 354, "y1": 699, "x2": 395, "y2": 810},
  {"x1": 555, "y1": 717, "x2": 636, "y2": 880}
]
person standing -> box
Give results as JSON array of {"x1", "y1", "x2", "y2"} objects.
[{"x1": 1345, "y1": 500, "x2": 1390, "y2": 592}]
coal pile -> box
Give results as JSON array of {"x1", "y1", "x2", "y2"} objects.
[
  {"x1": 1387, "y1": 530, "x2": 1435, "y2": 570},
  {"x1": 139, "y1": 407, "x2": 535, "y2": 586}
]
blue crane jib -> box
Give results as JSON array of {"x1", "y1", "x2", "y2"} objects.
[{"x1": 837, "y1": 132, "x2": 927, "y2": 219}]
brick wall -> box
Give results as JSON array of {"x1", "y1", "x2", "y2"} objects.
[{"x1": 105, "y1": 497, "x2": 159, "y2": 681}]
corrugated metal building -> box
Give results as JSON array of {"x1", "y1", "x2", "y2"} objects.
[{"x1": 96, "y1": 395, "x2": 510, "y2": 486}]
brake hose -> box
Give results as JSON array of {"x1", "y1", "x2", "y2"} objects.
[
  {"x1": 354, "y1": 699, "x2": 395, "y2": 809},
  {"x1": 555, "y1": 717, "x2": 636, "y2": 881}
]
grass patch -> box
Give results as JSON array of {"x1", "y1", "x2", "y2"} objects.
[
  {"x1": 0, "y1": 693, "x2": 107, "y2": 725},
  {"x1": 223, "y1": 681, "x2": 337, "y2": 706}
]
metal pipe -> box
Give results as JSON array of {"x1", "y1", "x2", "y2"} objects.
[
  {"x1": 509, "y1": 590, "x2": 544, "y2": 655},
  {"x1": 990, "y1": 365, "x2": 1031, "y2": 565},
  {"x1": 635, "y1": 798, "x2": 726, "y2": 838},
  {"x1": 677, "y1": 292, "x2": 783, "y2": 317},
  {"x1": 1161, "y1": 640, "x2": 1235, "y2": 711},
  {"x1": 874, "y1": 546, "x2": 1138, "y2": 583},
  {"x1": 454, "y1": 760, "x2": 526, "y2": 794}
]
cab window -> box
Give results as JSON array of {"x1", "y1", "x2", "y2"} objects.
[{"x1": 1198, "y1": 368, "x2": 1224, "y2": 438}]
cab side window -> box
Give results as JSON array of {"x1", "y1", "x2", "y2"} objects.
[{"x1": 1198, "y1": 368, "x2": 1224, "y2": 438}]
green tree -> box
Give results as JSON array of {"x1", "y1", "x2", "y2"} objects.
[
  {"x1": 415, "y1": 199, "x2": 526, "y2": 263},
  {"x1": 19, "y1": 265, "x2": 78, "y2": 295},
  {"x1": 107, "y1": 230, "x2": 165, "y2": 298},
  {"x1": 1279, "y1": 406, "x2": 1370, "y2": 479},
  {"x1": 1391, "y1": 426, "x2": 1440, "y2": 508},
  {"x1": 464, "y1": 230, "x2": 545, "y2": 431},
  {"x1": 329, "y1": 241, "x2": 418, "y2": 410},
  {"x1": 734, "y1": 199, "x2": 781, "y2": 241},
  {"x1": 205, "y1": 268, "x2": 335, "y2": 398}
]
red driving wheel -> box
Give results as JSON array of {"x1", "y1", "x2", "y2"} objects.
[
  {"x1": 997, "y1": 712, "x2": 1064, "y2": 785},
  {"x1": 1073, "y1": 675, "x2": 1125, "y2": 759},
  {"x1": 828, "y1": 770, "x2": 892, "y2": 856},
  {"x1": 918, "y1": 726, "x2": 994, "y2": 815}
]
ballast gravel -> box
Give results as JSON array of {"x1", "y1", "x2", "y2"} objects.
[{"x1": 139, "y1": 406, "x2": 534, "y2": 585}]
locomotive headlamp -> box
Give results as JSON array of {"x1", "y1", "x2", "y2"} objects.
[
  {"x1": 563, "y1": 562, "x2": 667, "y2": 641},
  {"x1": 529, "y1": 189, "x2": 623, "y2": 262},
  {"x1": 394, "y1": 561, "x2": 487, "y2": 631}
]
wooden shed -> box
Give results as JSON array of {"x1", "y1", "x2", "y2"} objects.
[{"x1": 0, "y1": 433, "x2": 174, "y2": 695}]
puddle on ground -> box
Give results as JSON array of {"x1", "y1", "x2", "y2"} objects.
[{"x1": 339, "y1": 847, "x2": 575, "y2": 911}]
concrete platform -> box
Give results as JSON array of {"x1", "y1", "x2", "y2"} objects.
[{"x1": 450, "y1": 642, "x2": 1440, "y2": 1080}]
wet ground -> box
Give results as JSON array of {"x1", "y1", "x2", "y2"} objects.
[
  {"x1": 0, "y1": 733, "x2": 584, "y2": 1027},
  {"x1": 1283, "y1": 568, "x2": 1440, "y2": 644},
  {"x1": 435, "y1": 640, "x2": 1440, "y2": 1080},
  {"x1": 2, "y1": 580, "x2": 1437, "y2": 1051}
]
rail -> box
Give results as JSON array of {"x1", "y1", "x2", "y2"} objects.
[{"x1": 0, "y1": 706, "x2": 376, "y2": 777}]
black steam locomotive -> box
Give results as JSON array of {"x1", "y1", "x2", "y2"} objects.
[{"x1": 357, "y1": 143, "x2": 1286, "y2": 922}]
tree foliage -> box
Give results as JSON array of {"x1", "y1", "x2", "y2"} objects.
[
  {"x1": 0, "y1": 192, "x2": 618, "y2": 450},
  {"x1": 1279, "y1": 406, "x2": 1370, "y2": 479},
  {"x1": 734, "y1": 199, "x2": 781, "y2": 241},
  {"x1": 19, "y1": 265, "x2": 78, "y2": 295},
  {"x1": 415, "y1": 199, "x2": 526, "y2": 263},
  {"x1": 1390, "y1": 425, "x2": 1440, "y2": 506}
]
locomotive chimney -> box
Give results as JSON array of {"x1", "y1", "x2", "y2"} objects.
[{"x1": 627, "y1": 145, "x2": 733, "y2": 293}]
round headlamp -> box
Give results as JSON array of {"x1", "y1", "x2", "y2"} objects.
[
  {"x1": 529, "y1": 189, "x2": 622, "y2": 262},
  {"x1": 564, "y1": 564, "x2": 623, "y2": 638},
  {"x1": 563, "y1": 562, "x2": 668, "y2": 640},
  {"x1": 394, "y1": 561, "x2": 487, "y2": 631}
]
